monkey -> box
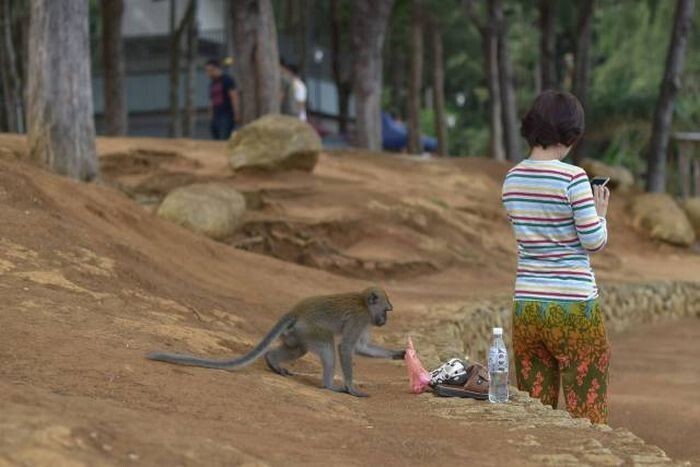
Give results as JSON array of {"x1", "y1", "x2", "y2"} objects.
[{"x1": 147, "y1": 286, "x2": 405, "y2": 397}]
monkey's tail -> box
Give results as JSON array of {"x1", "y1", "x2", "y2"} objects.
[{"x1": 146, "y1": 314, "x2": 297, "y2": 370}]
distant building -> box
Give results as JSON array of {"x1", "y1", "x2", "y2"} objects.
[{"x1": 92, "y1": 0, "x2": 347, "y2": 138}]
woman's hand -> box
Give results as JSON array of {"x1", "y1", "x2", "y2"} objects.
[{"x1": 593, "y1": 185, "x2": 610, "y2": 218}]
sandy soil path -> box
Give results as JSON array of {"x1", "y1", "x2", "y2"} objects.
[{"x1": 609, "y1": 318, "x2": 700, "y2": 465}]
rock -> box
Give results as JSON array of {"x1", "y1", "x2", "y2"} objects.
[
  {"x1": 682, "y1": 197, "x2": 700, "y2": 234},
  {"x1": 580, "y1": 159, "x2": 635, "y2": 191},
  {"x1": 228, "y1": 115, "x2": 322, "y2": 172},
  {"x1": 583, "y1": 453, "x2": 624, "y2": 466},
  {"x1": 631, "y1": 193, "x2": 695, "y2": 246},
  {"x1": 157, "y1": 183, "x2": 246, "y2": 239},
  {"x1": 239, "y1": 190, "x2": 264, "y2": 211}
]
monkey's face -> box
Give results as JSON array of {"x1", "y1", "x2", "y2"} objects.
[{"x1": 365, "y1": 287, "x2": 393, "y2": 326}]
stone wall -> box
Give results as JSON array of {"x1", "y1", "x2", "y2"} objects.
[
  {"x1": 426, "y1": 389, "x2": 678, "y2": 466},
  {"x1": 401, "y1": 280, "x2": 700, "y2": 368}
]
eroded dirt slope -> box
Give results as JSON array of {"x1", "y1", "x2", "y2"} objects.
[{"x1": 0, "y1": 134, "x2": 698, "y2": 466}]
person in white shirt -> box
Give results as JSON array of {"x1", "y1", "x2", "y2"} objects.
[{"x1": 288, "y1": 64, "x2": 308, "y2": 121}]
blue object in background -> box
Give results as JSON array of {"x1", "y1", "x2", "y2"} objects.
[{"x1": 381, "y1": 112, "x2": 437, "y2": 153}]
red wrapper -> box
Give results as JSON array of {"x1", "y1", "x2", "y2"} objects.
[{"x1": 404, "y1": 336, "x2": 432, "y2": 394}]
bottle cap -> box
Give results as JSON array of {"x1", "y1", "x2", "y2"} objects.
[{"x1": 493, "y1": 327, "x2": 503, "y2": 336}]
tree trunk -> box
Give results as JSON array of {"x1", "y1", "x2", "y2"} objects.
[
  {"x1": 388, "y1": 35, "x2": 406, "y2": 121},
  {"x1": 1, "y1": 0, "x2": 25, "y2": 133},
  {"x1": 483, "y1": 1, "x2": 505, "y2": 161},
  {"x1": 485, "y1": 32, "x2": 505, "y2": 160},
  {"x1": 101, "y1": 0, "x2": 127, "y2": 136},
  {"x1": 431, "y1": 22, "x2": 447, "y2": 156},
  {"x1": 284, "y1": 0, "x2": 294, "y2": 31},
  {"x1": 465, "y1": 0, "x2": 505, "y2": 160},
  {"x1": 169, "y1": 0, "x2": 197, "y2": 137},
  {"x1": 27, "y1": 0, "x2": 98, "y2": 181},
  {"x1": 646, "y1": 0, "x2": 695, "y2": 193},
  {"x1": 571, "y1": 0, "x2": 594, "y2": 165},
  {"x1": 538, "y1": 0, "x2": 557, "y2": 90},
  {"x1": 224, "y1": 0, "x2": 234, "y2": 62},
  {"x1": 407, "y1": 0, "x2": 423, "y2": 154},
  {"x1": 495, "y1": 0, "x2": 521, "y2": 162},
  {"x1": 231, "y1": 0, "x2": 280, "y2": 124},
  {"x1": 0, "y1": 3, "x2": 12, "y2": 131},
  {"x1": 168, "y1": 0, "x2": 181, "y2": 137},
  {"x1": 297, "y1": 0, "x2": 309, "y2": 78},
  {"x1": 330, "y1": 0, "x2": 351, "y2": 134},
  {"x1": 351, "y1": 0, "x2": 394, "y2": 151},
  {"x1": 19, "y1": 0, "x2": 29, "y2": 96},
  {"x1": 182, "y1": 0, "x2": 198, "y2": 138}
]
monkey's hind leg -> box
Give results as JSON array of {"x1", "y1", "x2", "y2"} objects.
[
  {"x1": 305, "y1": 338, "x2": 341, "y2": 392},
  {"x1": 265, "y1": 344, "x2": 306, "y2": 376}
]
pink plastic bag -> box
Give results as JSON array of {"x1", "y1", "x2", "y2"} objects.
[{"x1": 404, "y1": 336, "x2": 432, "y2": 394}]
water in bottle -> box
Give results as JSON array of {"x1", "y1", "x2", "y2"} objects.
[{"x1": 488, "y1": 327, "x2": 509, "y2": 403}]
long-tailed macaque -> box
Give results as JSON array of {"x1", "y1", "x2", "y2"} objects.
[{"x1": 147, "y1": 287, "x2": 404, "y2": 397}]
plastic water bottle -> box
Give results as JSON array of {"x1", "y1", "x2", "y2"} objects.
[{"x1": 488, "y1": 327, "x2": 509, "y2": 403}]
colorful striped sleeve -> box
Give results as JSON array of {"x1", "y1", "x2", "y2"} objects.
[{"x1": 567, "y1": 170, "x2": 607, "y2": 253}]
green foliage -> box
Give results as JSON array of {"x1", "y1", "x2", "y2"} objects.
[
  {"x1": 379, "y1": 0, "x2": 699, "y2": 163},
  {"x1": 587, "y1": 1, "x2": 700, "y2": 164}
]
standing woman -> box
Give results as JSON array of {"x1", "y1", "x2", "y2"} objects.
[{"x1": 501, "y1": 90, "x2": 611, "y2": 423}]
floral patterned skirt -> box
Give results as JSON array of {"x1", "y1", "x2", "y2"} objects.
[{"x1": 512, "y1": 299, "x2": 611, "y2": 424}]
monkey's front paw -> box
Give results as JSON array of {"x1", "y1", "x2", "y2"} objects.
[{"x1": 392, "y1": 350, "x2": 406, "y2": 360}]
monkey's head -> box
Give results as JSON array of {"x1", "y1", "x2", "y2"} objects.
[{"x1": 363, "y1": 287, "x2": 393, "y2": 327}]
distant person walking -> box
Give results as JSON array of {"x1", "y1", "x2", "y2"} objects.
[
  {"x1": 501, "y1": 91, "x2": 611, "y2": 424},
  {"x1": 279, "y1": 60, "x2": 301, "y2": 118},
  {"x1": 288, "y1": 64, "x2": 308, "y2": 121},
  {"x1": 205, "y1": 59, "x2": 239, "y2": 140}
]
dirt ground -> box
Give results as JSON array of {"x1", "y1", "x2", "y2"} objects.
[
  {"x1": 608, "y1": 318, "x2": 700, "y2": 465},
  {"x1": 0, "y1": 134, "x2": 698, "y2": 466}
]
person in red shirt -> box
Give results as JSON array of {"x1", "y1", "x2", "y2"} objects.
[{"x1": 205, "y1": 58, "x2": 240, "y2": 140}]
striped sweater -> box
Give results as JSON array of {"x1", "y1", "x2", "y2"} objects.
[{"x1": 501, "y1": 158, "x2": 607, "y2": 302}]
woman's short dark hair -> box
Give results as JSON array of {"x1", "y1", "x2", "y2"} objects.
[{"x1": 520, "y1": 90, "x2": 584, "y2": 148}]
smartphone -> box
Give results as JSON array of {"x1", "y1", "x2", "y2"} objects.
[{"x1": 590, "y1": 177, "x2": 610, "y2": 188}]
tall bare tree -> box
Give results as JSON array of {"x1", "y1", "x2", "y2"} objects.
[
  {"x1": 224, "y1": 0, "x2": 234, "y2": 60},
  {"x1": 351, "y1": 0, "x2": 394, "y2": 151},
  {"x1": 495, "y1": 0, "x2": 521, "y2": 162},
  {"x1": 430, "y1": 19, "x2": 448, "y2": 156},
  {"x1": 167, "y1": 0, "x2": 196, "y2": 137},
  {"x1": 182, "y1": 0, "x2": 198, "y2": 137},
  {"x1": 296, "y1": 0, "x2": 309, "y2": 78},
  {"x1": 571, "y1": 0, "x2": 594, "y2": 165},
  {"x1": 407, "y1": 0, "x2": 424, "y2": 154},
  {"x1": 465, "y1": 0, "x2": 505, "y2": 161},
  {"x1": 330, "y1": 0, "x2": 352, "y2": 134},
  {"x1": 387, "y1": 28, "x2": 406, "y2": 123},
  {"x1": 168, "y1": 0, "x2": 181, "y2": 137},
  {"x1": 27, "y1": 0, "x2": 98, "y2": 181},
  {"x1": 101, "y1": 0, "x2": 127, "y2": 136},
  {"x1": 538, "y1": 0, "x2": 557, "y2": 91},
  {"x1": 0, "y1": 0, "x2": 25, "y2": 133},
  {"x1": 646, "y1": 0, "x2": 695, "y2": 193},
  {"x1": 231, "y1": 0, "x2": 280, "y2": 124}
]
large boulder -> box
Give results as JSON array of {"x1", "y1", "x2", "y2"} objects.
[
  {"x1": 631, "y1": 193, "x2": 695, "y2": 246},
  {"x1": 228, "y1": 115, "x2": 322, "y2": 172},
  {"x1": 157, "y1": 183, "x2": 246, "y2": 240},
  {"x1": 581, "y1": 159, "x2": 635, "y2": 192},
  {"x1": 683, "y1": 197, "x2": 700, "y2": 235}
]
